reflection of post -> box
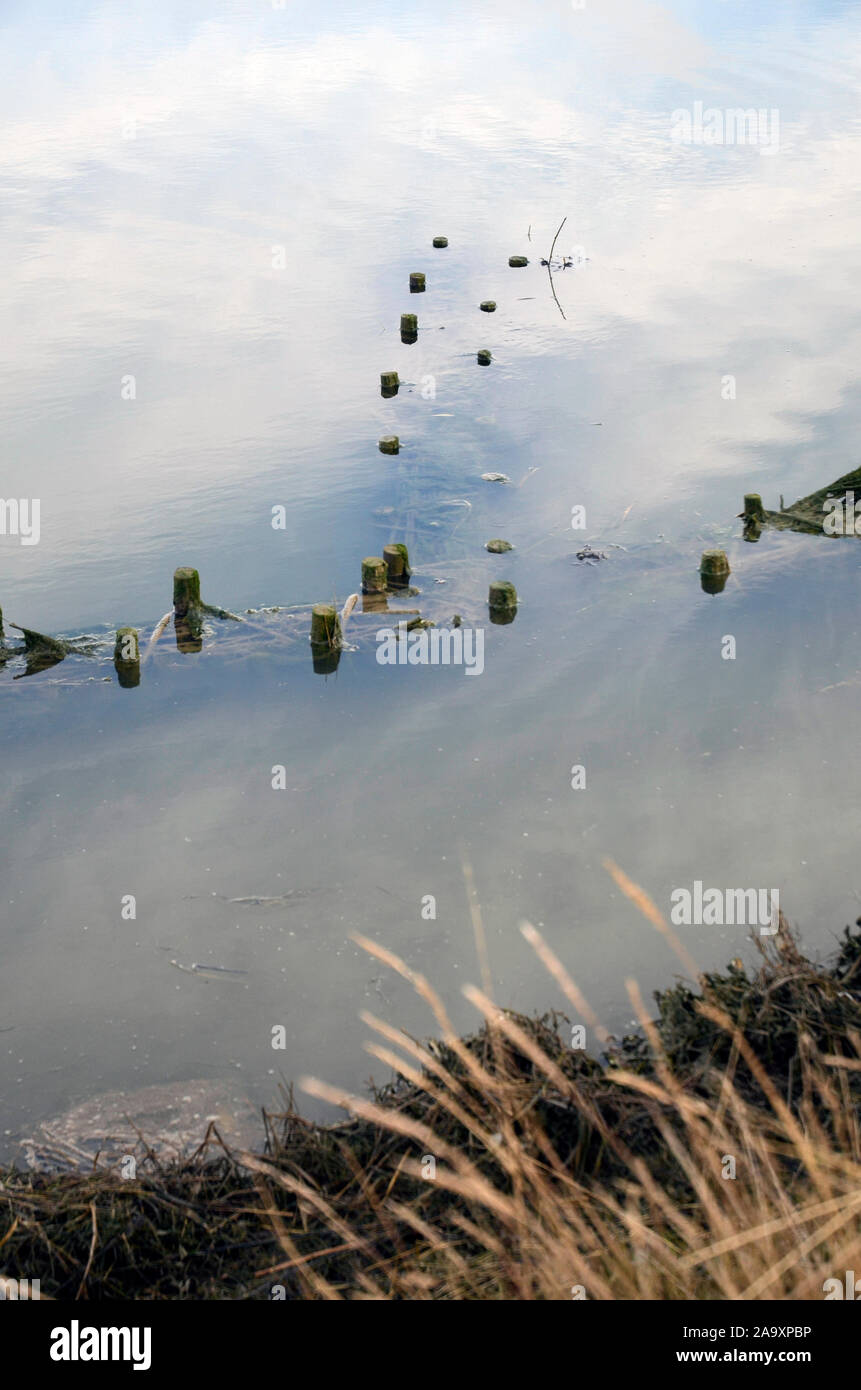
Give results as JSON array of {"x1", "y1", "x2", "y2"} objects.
[
  {"x1": 114, "y1": 627, "x2": 141, "y2": 688},
  {"x1": 173, "y1": 566, "x2": 203, "y2": 653}
]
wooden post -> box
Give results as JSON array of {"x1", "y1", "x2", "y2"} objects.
[
  {"x1": 477, "y1": 349, "x2": 492, "y2": 365},
  {"x1": 409, "y1": 272, "x2": 426, "y2": 292},
  {"x1": 480, "y1": 301, "x2": 497, "y2": 312},
  {"x1": 173, "y1": 567, "x2": 201, "y2": 617},
  {"x1": 488, "y1": 580, "x2": 518, "y2": 623},
  {"x1": 310, "y1": 603, "x2": 342, "y2": 649},
  {"x1": 400, "y1": 312, "x2": 418, "y2": 344},
  {"x1": 379, "y1": 435, "x2": 400, "y2": 454},
  {"x1": 383, "y1": 543, "x2": 410, "y2": 587},
  {"x1": 743, "y1": 494, "x2": 765, "y2": 522},
  {"x1": 700, "y1": 549, "x2": 730, "y2": 594},
  {"x1": 432, "y1": 236, "x2": 448, "y2": 248},
  {"x1": 509, "y1": 255, "x2": 528, "y2": 267},
  {"x1": 362, "y1": 557, "x2": 389, "y2": 594},
  {"x1": 114, "y1": 627, "x2": 141, "y2": 688},
  {"x1": 380, "y1": 371, "x2": 400, "y2": 398}
]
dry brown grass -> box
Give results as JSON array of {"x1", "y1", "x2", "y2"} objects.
[{"x1": 3, "y1": 871, "x2": 860, "y2": 1300}]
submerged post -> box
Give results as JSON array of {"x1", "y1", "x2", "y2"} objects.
[{"x1": 114, "y1": 627, "x2": 141, "y2": 688}]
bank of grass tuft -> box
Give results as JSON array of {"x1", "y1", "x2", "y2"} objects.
[{"x1": 2, "y1": 907, "x2": 860, "y2": 1300}]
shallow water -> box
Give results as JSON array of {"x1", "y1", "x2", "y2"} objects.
[{"x1": 2, "y1": 0, "x2": 861, "y2": 1160}]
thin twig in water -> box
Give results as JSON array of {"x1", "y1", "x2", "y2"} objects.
[{"x1": 546, "y1": 217, "x2": 567, "y2": 319}]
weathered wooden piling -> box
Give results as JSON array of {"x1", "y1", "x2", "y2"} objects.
[
  {"x1": 173, "y1": 567, "x2": 201, "y2": 617},
  {"x1": 379, "y1": 435, "x2": 400, "y2": 455},
  {"x1": 383, "y1": 543, "x2": 410, "y2": 587},
  {"x1": 477, "y1": 349, "x2": 492, "y2": 365},
  {"x1": 480, "y1": 301, "x2": 497, "y2": 313},
  {"x1": 0, "y1": 605, "x2": 4, "y2": 647},
  {"x1": 114, "y1": 627, "x2": 141, "y2": 687},
  {"x1": 309, "y1": 603, "x2": 342, "y2": 649},
  {"x1": 509, "y1": 255, "x2": 528, "y2": 267},
  {"x1": 400, "y1": 312, "x2": 418, "y2": 344},
  {"x1": 700, "y1": 549, "x2": 730, "y2": 594},
  {"x1": 380, "y1": 371, "x2": 400, "y2": 398},
  {"x1": 489, "y1": 580, "x2": 518, "y2": 614},
  {"x1": 409, "y1": 272, "x2": 426, "y2": 292},
  {"x1": 743, "y1": 494, "x2": 765, "y2": 523},
  {"x1": 362, "y1": 557, "x2": 389, "y2": 594},
  {"x1": 432, "y1": 236, "x2": 448, "y2": 248}
]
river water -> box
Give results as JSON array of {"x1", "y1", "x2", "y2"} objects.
[{"x1": 2, "y1": 0, "x2": 861, "y2": 1160}]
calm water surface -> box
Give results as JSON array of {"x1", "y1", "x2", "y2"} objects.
[{"x1": 2, "y1": 0, "x2": 861, "y2": 1159}]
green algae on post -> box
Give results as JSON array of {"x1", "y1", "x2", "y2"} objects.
[
  {"x1": 409, "y1": 272, "x2": 426, "y2": 292},
  {"x1": 380, "y1": 371, "x2": 400, "y2": 398},
  {"x1": 432, "y1": 236, "x2": 448, "y2": 248},
  {"x1": 173, "y1": 566, "x2": 201, "y2": 617},
  {"x1": 485, "y1": 539, "x2": 513, "y2": 553},
  {"x1": 383, "y1": 543, "x2": 410, "y2": 587},
  {"x1": 743, "y1": 494, "x2": 765, "y2": 522},
  {"x1": 700, "y1": 549, "x2": 730, "y2": 595},
  {"x1": 480, "y1": 301, "x2": 496, "y2": 313},
  {"x1": 509, "y1": 255, "x2": 528, "y2": 267},
  {"x1": 379, "y1": 435, "x2": 400, "y2": 455},
  {"x1": 489, "y1": 580, "x2": 518, "y2": 615},
  {"x1": 309, "y1": 603, "x2": 342, "y2": 650},
  {"x1": 477, "y1": 349, "x2": 492, "y2": 365},
  {"x1": 400, "y1": 312, "x2": 418, "y2": 344},
  {"x1": 362, "y1": 557, "x2": 388, "y2": 594}
]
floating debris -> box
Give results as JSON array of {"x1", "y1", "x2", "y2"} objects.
[
  {"x1": 170, "y1": 960, "x2": 249, "y2": 979},
  {"x1": 575, "y1": 544, "x2": 607, "y2": 563},
  {"x1": 481, "y1": 472, "x2": 510, "y2": 484}
]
